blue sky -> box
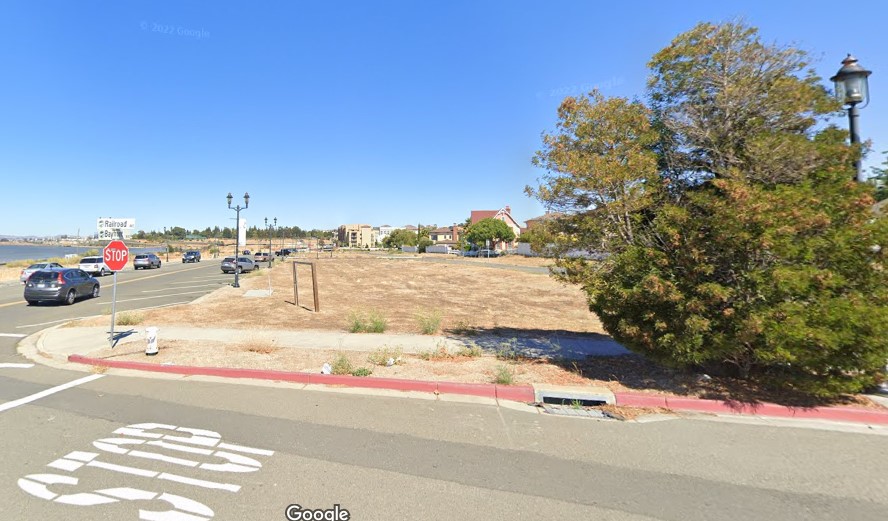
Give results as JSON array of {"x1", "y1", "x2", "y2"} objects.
[{"x1": 1, "y1": 1, "x2": 885, "y2": 237}]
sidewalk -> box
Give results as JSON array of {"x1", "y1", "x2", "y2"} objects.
[{"x1": 20, "y1": 324, "x2": 888, "y2": 427}]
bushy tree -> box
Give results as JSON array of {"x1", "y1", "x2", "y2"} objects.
[
  {"x1": 529, "y1": 21, "x2": 888, "y2": 397},
  {"x1": 465, "y1": 218, "x2": 516, "y2": 248},
  {"x1": 383, "y1": 229, "x2": 417, "y2": 249}
]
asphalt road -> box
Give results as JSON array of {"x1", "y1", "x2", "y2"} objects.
[{"x1": 1, "y1": 260, "x2": 887, "y2": 520}]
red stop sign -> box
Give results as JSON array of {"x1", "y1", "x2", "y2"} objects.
[{"x1": 103, "y1": 240, "x2": 130, "y2": 272}]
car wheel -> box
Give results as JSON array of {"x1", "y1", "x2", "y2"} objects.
[
  {"x1": 64, "y1": 290, "x2": 76, "y2": 305},
  {"x1": 100, "y1": 268, "x2": 106, "y2": 276},
  {"x1": 91, "y1": 285, "x2": 100, "y2": 299},
  {"x1": 26, "y1": 299, "x2": 38, "y2": 306},
  {"x1": 236, "y1": 266, "x2": 242, "y2": 274},
  {"x1": 157, "y1": 261, "x2": 161, "y2": 268}
]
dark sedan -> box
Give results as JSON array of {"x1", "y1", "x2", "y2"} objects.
[{"x1": 24, "y1": 268, "x2": 100, "y2": 305}]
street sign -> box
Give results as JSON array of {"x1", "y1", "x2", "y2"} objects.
[{"x1": 103, "y1": 240, "x2": 129, "y2": 272}]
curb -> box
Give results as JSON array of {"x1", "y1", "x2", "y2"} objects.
[
  {"x1": 67, "y1": 355, "x2": 536, "y2": 403},
  {"x1": 614, "y1": 392, "x2": 888, "y2": 425}
]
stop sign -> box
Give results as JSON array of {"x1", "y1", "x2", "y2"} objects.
[{"x1": 103, "y1": 240, "x2": 129, "y2": 272}]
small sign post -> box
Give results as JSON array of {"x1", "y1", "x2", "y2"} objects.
[{"x1": 103, "y1": 240, "x2": 129, "y2": 345}]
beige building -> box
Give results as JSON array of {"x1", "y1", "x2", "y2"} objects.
[{"x1": 338, "y1": 224, "x2": 374, "y2": 248}]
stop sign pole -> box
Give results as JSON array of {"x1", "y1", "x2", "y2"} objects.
[{"x1": 103, "y1": 240, "x2": 129, "y2": 346}]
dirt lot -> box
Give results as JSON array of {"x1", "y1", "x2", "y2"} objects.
[{"x1": 60, "y1": 254, "x2": 885, "y2": 407}]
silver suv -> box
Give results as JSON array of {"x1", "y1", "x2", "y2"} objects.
[
  {"x1": 133, "y1": 253, "x2": 162, "y2": 270},
  {"x1": 221, "y1": 256, "x2": 255, "y2": 274}
]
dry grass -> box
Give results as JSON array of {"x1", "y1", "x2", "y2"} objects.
[{"x1": 102, "y1": 257, "x2": 603, "y2": 334}]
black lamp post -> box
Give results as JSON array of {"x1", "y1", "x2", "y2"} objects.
[
  {"x1": 227, "y1": 192, "x2": 250, "y2": 288},
  {"x1": 830, "y1": 54, "x2": 872, "y2": 183}
]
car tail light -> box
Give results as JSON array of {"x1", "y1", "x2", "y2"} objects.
[{"x1": 53, "y1": 272, "x2": 65, "y2": 287}]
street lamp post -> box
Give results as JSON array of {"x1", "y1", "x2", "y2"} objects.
[
  {"x1": 227, "y1": 192, "x2": 250, "y2": 288},
  {"x1": 830, "y1": 54, "x2": 872, "y2": 183},
  {"x1": 264, "y1": 217, "x2": 276, "y2": 268}
]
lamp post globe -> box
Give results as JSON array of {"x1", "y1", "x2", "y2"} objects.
[{"x1": 830, "y1": 54, "x2": 872, "y2": 182}]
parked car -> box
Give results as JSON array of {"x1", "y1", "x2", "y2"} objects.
[
  {"x1": 475, "y1": 249, "x2": 499, "y2": 258},
  {"x1": 19, "y1": 262, "x2": 63, "y2": 283},
  {"x1": 133, "y1": 253, "x2": 162, "y2": 269},
  {"x1": 221, "y1": 256, "x2": 256, "y2": 274},
  {"x1": 254, "y1": 251, "x2": 270, "y2": 263},
  {"x1": 79, "y1": 256, "x2": 113, "y2": 276},
  {"x1": 24, "y1": 268, "x2": 100, "y2": 305},
  {"x1": 182, "y1": 250, "x2": 202, "y2": 263}
]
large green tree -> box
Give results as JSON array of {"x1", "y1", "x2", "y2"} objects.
[
  {"x1": 464, "y1": 218, "x2": 516, "y2": 248},
  {"x1": 383, "y1": 229, "x2": 417, "y2": 249},
  {"x1": 529, "y1": 21, "x2": 888, "y2": 397}
]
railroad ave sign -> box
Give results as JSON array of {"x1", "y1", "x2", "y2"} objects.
[{"x1": 103, "y1": 240, "x2": 129, "y2": 272}]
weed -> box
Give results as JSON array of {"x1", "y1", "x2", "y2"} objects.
[
  {"x1": 449, "y1": 319, "x2": 478, "y2": 336},
  {"x1": 368, "y1": 346, "x2": 404, "y2": 366},
  {"x1": 330, "y1": 353, "x2": 354, "y2": 375},
  {"x1": 116, "y1": 312, "x2": 144, "y2": 326},
  {"x1": 496, "y1": 338, "x2": 521, "y2": 361},
  {"x1": 244, "y1": 343, "x2": 279, "y2": 355},
  {"x1": 347, "y1": 309, "x2": 388, "y2": 333},
  {"x1": 351, "y1": 367, "x2": 373, "y2": 377},
  {"x1": 347, "y1": 311, "x2": 366, "y2": 333},
  {"x1": 417, "y1": 343, "x2": 453, "y2": 361},
  {"x1": 91, "y1": 365, "x2": 108, "y2": 374},
  {"x1": 367, "y1": 310, "x2": 388, "y2": 333},
  {"x1": 455, "y1": 343, "x2": 483, "y2": 357},
  {"x1": 570, "y1": 399, "x2": 583, "y2": 410},
  {"x1": 493, "y1": 365, "x2": 514, "y2": 385},
  {"x1": 416, "y1": 309, "x2": 442, "y2": 335}
]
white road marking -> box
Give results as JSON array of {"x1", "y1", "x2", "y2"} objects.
[
  {"x1": 16, "y1": 317, "x2": 94, "y2": 329},
  {"x1": 0, "y1": 333, "x2": 27, "y2": 338},
  {"x1": 0, "y1": 363, "x2": 34, "y2": 369},
  {"x1": 0, "y1": 374, "x2": 104, "y2": 413},
  {"x1": 91, "y1": 291, "x2": 211, "y2": 304},
  {"x1": 142, "y1": 284, "x2": 219, "y2": 292}
]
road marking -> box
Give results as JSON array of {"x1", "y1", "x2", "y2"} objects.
[
  {"x1": 141, "y1": 284, "x2": 219, "y2": 292},
  {"x1": 0, "y1": 374, "x2": 104, "y2": 413},
  {"x1": 0, "y1": 363, "x2": 34, "y2": 369},
  {"x1": 16, "y1": 317, "x2": 94, "y2": 329},
  {"x1": 91, "y1": 291, "x2": 211, "y2": 305},
  {"x1": 0, "y1": 333, "x2": 27, "y2": 338}
]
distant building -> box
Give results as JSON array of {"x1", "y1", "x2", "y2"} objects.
[
  {"x1": 429, "y1": 225, "x2": 463, "y2": 245},
  {"x1": 338, "y1": 224, "x2": 374, "y2": 248},
  {"x1": 469, "y1": 205, "x2": 521, "y2": 249},
  {"x1": 524, "y1": 211, "x2": 564, "y2": 233}
]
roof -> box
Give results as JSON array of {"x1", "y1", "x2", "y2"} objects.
[{"x1": 470, "y1": 210, "x2": 498, "y2": 223}]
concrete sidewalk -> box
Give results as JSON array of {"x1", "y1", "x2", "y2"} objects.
[
  {"x1": 32, "y1": 324, "x2": 631, "y2": 362},
  {"x1": 19, "y1": 324, "x2": 888, "y2": 428}
]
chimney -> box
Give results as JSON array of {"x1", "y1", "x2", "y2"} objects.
[
  {"x1": 505, "y1": 205, "x2": 511, "y2": 214},
  {"x1": 452, "y1": 224, "x2": 459, "y2": 242}
]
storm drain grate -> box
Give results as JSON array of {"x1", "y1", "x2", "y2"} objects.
[{"x1": 540, "y1": 404, "x2": 619, "y2": 419}]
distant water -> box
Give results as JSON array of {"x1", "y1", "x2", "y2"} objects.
[{"x1": 0, "y1": 244, "x2": 164, "y2": 264}]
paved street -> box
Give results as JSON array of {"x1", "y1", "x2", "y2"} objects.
[{"x1": 1, "y1": 261, "x2": 887, "y2": 520}]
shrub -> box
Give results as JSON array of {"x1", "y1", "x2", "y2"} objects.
[
  {"x1": 115, "y1": 312, "x2": 144, "y2": 326},
  {"x1": 351, "y1": 367, "x2": 373, "y2": 377},
  {"x1": 416, "y1": 309, "x2": 442, "y2": 335},
  {"x1": 347, "y1": 310, "x2": 387, "y2": 333},
  {"x1": 456, "y1": 343, "x2": 483, "y2": 357},
  {"x1": 368, "y1": 346, "x2": 404, "y2": 366},
  {"x1": 493, "y1": 365, "x2": 514, "y2": 385},
  {"x1": 367, "y1": 310, "x2": 388, "y2": 333},
  {"x1": 330, "y1": 353, "x2": 353, "y2": 375}
]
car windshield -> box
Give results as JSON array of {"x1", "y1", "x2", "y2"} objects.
[
  {"x1": 81, "y1": 258, "x2": 99, "y2": 263},
  {"x1": 135, "y1": 255, "x2": 148, "y2": 259},
  {"x1": 27, "y1": 264, "x2": 45, "y2": 269},
  {"x1": 223, "y1": 257, "x2": 235, "y2": 262}
]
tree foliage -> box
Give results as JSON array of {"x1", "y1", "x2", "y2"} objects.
[
  {"x1": 529, "y1": 21, "x2": 888, "y2": 397},
  {"x1": 464, "y1": 218, "x2": 516, "y2": 247},
  {"x1": 383, "y1": 229, "x2": 417, "y2": 249}
]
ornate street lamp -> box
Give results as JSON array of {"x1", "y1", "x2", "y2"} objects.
[
  {"x1": 830, "y1": 54, "x2": 872, "y2": 182},
  {"x1": 227, "y1": 192, "x2": 249, "y2": 287}
]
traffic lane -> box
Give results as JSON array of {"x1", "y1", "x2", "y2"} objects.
[
  {"x1": 0, "y1": 263, "x2": 225, "y2": 338},
  {"x1": 1, "y1": 375, "x2": 885, "y2": 520}
]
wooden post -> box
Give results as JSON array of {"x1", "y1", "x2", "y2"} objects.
[
  {"x1": 311, "y1": 261, "x2": 320, "y2": 312},
  {"x1": 292, "y1": 260, "x2": 299, "y2": 307}
]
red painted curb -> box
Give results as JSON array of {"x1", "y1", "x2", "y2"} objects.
[
  {"x1": 309, "y1": 373, "x2": 437, "y2": 393},
  {"x1": 495, "y1": 385, "x2": 535, "y2": 403},
  {"x1": 615, "y1": 393, "x2": 669, "y2": 408},
  {"x1": 435, "y1": 381, "x2": 497, "y2": 399},
  {"x1": 67, "y1": 355, "x2": 505, "y2": 401},
  {"x1": 660, "y1": 395, "x2": 888, "y2": 425}
]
